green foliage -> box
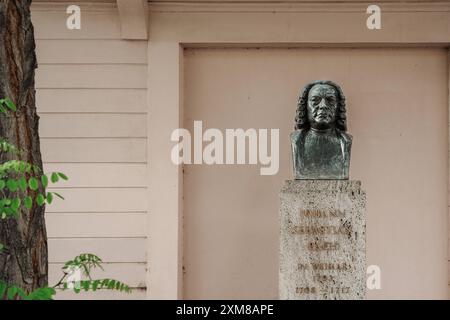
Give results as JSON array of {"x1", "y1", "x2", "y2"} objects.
[
  {"x1": 0, "y1": 253, "x2": 132, "y2": 300},
  {"x1": 63, "y1": 253, "x2": 104, "y2": 277},
  {"x1": 0, "y1": 98, "x2": 17, "y2": 114},
  {"x1": 0, "y1": 99, "x2": 70, "y2": 300},
  {"x1": 26, "y1": 287, "x2": 57, "y2": 300},
  {"x1": 0, "y1": 139, "x2": 68, "y2": 219},
  {"x1": 62, "y1": 279, "x2": 131, "y2": 294},
  {"x1": 0, "y1": 99, "x2": 131, "y2": 300},
  {"x1": 0, "y1": 281, "x2": 56, "y2": 300},
  {"x1": 54, "y1": 253, "x2": 132, "y2": 295},
  {"x1": 0, "y1": 138, "x2": 20, "y2": 156},
  {"x1": 0, "y1": 102, "x2": 66, "y2": 219},
  {"x1": 53, "y1": 192, "x2": 65, "y2": 200},
  {"x1": 0, "y1": 171, "x2": 67, "y2": 219},
  {"x1": 0, "y1": 159, "x2": 39, "y2": 177}
]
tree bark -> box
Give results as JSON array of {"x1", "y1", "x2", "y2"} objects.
[{"x1": 0, "y1": 0, "x2": 47, "y2": 292}]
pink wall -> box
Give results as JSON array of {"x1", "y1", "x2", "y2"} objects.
[{"x1": 183, "y1": 47, "x2": 448, "y2": 299}]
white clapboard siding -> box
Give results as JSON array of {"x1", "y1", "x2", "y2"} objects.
[
  {"x1": 55, "y1": 288, "x2": 146, "y2": 300},
  {"x1": 32, "y1": 8, "x2": 121, "y2": 40},
  {"x1": 36, "y1": 65, "x2": 147, "y2": 89},
  {"x1": 33, "y1": 4, "x2": 148, "y2": 299},
  {"x1": 43, "y1": 163, "x2": 147, "y2": 187},
  {"x1": 41, "y1": 138, "x2": 147, "y2": 163},
  {"x1": 49, "y1": 238, "x2": 146, "y2": 263},
  {"x1": 49, "y1": 263, "x2": 147, "y2": 288},
  {"x1": 36, "y1": 89, "x2": 147, "y2": 113},
  {"x1": 40, "y1": 114, "x2": 147, "y2": 138},
  {"x1": 36, "y1": 40, "x2": 147, "y2": 64},
  {"x1": 46, "y1": 213, "x2": 147, "y2": 238},
  {"x1": 45, "y1": 188, "x2": 147, "y2": 213}
]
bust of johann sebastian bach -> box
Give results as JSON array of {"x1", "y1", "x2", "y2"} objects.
[{"x1": 291, "y1": 80, "x2": 352, "y2": 179}]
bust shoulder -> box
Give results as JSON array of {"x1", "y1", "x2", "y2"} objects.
[
  {"x1": 290, "y1": 129, "x2": 307, "y2": 143},
  {"x1": 337, "y1": 130, "x2": 352, "y2": 144}
]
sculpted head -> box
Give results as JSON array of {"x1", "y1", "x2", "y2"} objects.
[{"x1": 295, "y1": 80, "x2": 347, "y2": 132}]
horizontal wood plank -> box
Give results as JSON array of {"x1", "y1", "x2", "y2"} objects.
[
  {"x1": 45, "y1": 188, "x2": 147, "y2": 212},
  {"x1": 48, "y1": 238, "x2": 146, "y2": 263},
  {"x1": 36, "y1": 65, "x2": 147, "y2": 89},
  {"x1": 36, "y1": 40, "x2": 147, "y2": 64},
  {"x1": 43, "y1": 163, "x2": 147, "y2": 187},
  {"x1": 32, "y1": 10, "x2": 121, "y2": 40},
  {"x1": 54, "y1": 288, "x2": 146, "y2": 300},
  {"x1": 49, "y1": 262, "x2": 146, "y2": 288},
  {"x1": 40, "y1": 114, "x2": 147, "y2": 138},
  {"x1": 36, "y1": 89, "x2": 147, "y2": 113},
  {"x1": 46, "y1": 212, "x2": 147, "y2": 238},
  {"x1": 41, "y1": 138, "x2": 147, "y2": 163}
]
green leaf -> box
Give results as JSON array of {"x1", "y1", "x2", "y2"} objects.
[
  {"x1": 36, "y1": 194, "x2": 45, "y2": 206},
  {"x1": 51, "y1": 172, "x2": 59, "y2": 183},
  {"x1": 57, "y1": 172, "x2": 68, "y2": 181},
  {"x1": 62, "y1": 260, "x2": 74, "y2": 270},
  {"x1": 82, "y1": 281, "x2": 90, "y2": 292},
  {"x1": 4, "y1": 98, "x2": 17, "y2": 111},
  {"x1": 0, "y1": 281, "x2": 7, "y2": 299},
  {"x1": 26, "y1": 287, "x2": 55, "y2": 300},
  {"x1": 18, "y1": 176, "x2": 27, "y2": 191},
  {"x1": 15, "y1": 287, "x2": 27, "y2": 300},
  {"x1": 11, "y1": 198, "x2": 20, "y2": 211},
  {"x1": 7, "y1": 286, "x2": 18, "y2": 300},
  {"x1": 24, "y1": 196, "x2": 32, "y2": 210},
  {"x1": 3, "y1": 207, "x2": 13, "y2": 217},
  {"x1": 53, "y1": 192, "x2": 65, "y2": 200},
  {"x1": 28, "y1": 177, "x2": 39, "y2": 191},
  {"x1": 18, "y1": 161, "x2": 26, "y2": 173},
  {"x1": 41, "y1": 175, "x2": 48, "y2": 188},
  {"x1": 92, "y1": 280, "x2": 100, "y2": 291},
  {"x1": 6, "y1": 179, "x2": 18, "y2": 192},
  {"x1": 46, "y1": 192, "x2": 53, "y2": 205},
  {"x1": 107, "y1": 280, "x2": 116, "y2": 289},
  {"x1": 0, "y1": 180, "x2": 5, "y2": 189}
]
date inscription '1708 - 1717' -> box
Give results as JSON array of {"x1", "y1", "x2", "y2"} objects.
[{"x1": 292, "y1": 208, "x2": 354, "y2": 297}]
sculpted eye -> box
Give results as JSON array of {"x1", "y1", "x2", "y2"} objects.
[{"x1": 326, "y1": 97, "x2": 336, "y2": 104}]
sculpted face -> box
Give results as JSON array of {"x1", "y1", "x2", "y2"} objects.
[{"x1": 307, "y1": 84, "x2": 338, "y2": 130}]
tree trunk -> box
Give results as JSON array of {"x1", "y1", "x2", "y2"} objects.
[{"x1": 0, "y1": 0, "x2": 47, "y2": 292}]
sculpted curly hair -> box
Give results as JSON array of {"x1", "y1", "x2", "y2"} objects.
[{"x1": 294, "y1": 80, "x2": 347, "y2": 132}]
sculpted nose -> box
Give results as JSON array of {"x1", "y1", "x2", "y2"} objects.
[{"x1": 318, "y1": 99, "x2": 327, "y2": 109}]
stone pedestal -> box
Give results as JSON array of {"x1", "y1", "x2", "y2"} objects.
[{"x1": 279, "y1": 180, "x2": 366, "y2": 300}]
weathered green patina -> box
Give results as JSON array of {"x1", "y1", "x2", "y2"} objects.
[{"x1": 291, "y1": 80, "x2": 352, "y2": 180}]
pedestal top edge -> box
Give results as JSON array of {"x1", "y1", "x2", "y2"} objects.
[{"x1": 281, "y1": 179, "x2": 363, "y2": 193}]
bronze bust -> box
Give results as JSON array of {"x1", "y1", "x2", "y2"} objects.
[{"x1": 290, "y1": 80, "x2": 352, "y2": 180}]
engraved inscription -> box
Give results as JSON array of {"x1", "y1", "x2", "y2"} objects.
[
  {"x1": 294, "y1": 208, "x2": 354, "y2": 298},
  {"x1": 279, "y1": 180, "x2": 366, "y2": 300}
]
